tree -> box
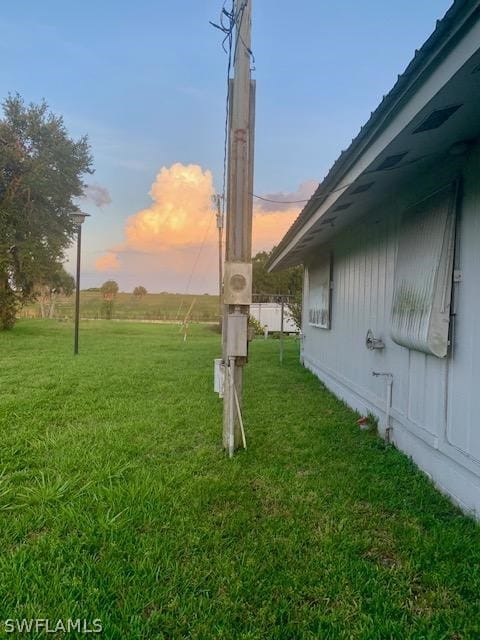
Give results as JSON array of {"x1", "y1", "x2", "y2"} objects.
[
  {"x1": 252, "y1": 248, "x2": 303, "y2": 299},
  {"x1": 35, "y1": 263, "x2": 75, "y2": 319},
  {"x1": 133, "y1": 285, "x2": 147, "y2": 299},
  {"x1": 100, "y1": 280, "x2": 119, "y2": 320},
  {"x1": 0, "y1": 94, "x2": 92, "y2": 329},
  {"x1": 100, "y1": 280, "x2": 119, "y2": 300},
  {"x1": 285, "y1": 295, "x2": 302, "y2": 332}
]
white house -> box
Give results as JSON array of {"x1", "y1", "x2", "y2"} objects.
[{"x1": 268, "y1": 0, "x2": 480, "y2": 516}]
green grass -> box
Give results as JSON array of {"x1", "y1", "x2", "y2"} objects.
[
  {"x1": 0, "y1": 320, "x2": 479, "y2": 639},
  {"x1": 22, "y1": 291, "x2": 220, "y2": 322}
]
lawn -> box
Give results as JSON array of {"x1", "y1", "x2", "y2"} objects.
[{"x1": 0, "y1": 321, "x2": 479, "y2": 639}]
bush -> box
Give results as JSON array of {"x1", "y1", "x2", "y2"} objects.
[{"x1": 248, "y1": 315, "x2": 264, "y2": 336}]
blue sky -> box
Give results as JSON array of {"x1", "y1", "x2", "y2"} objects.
[{"x1": 1, "y1": 0, "x2": 452, "y2": 292}]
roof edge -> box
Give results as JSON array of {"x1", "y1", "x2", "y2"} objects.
[{"x1": 267, "y1": 0, "x2": 480, "y2": 272}]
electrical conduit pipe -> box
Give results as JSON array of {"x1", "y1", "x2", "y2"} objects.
[{"x1": 372, "y1": 372, "x2": 393, "y2": 442}]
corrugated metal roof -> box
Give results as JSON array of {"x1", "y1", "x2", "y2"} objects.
[{"x1": 267, "y1": 0, "x2": 479, "y2": 270}]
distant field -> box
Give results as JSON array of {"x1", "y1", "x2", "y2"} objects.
[{"x1": 21, "y1": 291, "x2": 220, "y2": 322}]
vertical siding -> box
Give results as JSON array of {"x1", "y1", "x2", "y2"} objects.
[
  {"x1": 446, "y1": 145, "x2": 480, "y2": 462},
  {"x1": 302, "y1": 145, "x2": 480, "y2": 514},
  {"x1": 304, "y1": 184, "x2": 450, "y2": 438}
]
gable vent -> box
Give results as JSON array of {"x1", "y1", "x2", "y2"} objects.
[
  {"x1": 376, "y1": 152, "x2": 408, "y2": 170},
  {"x1": 413, "y1": 105, "x2": 462, "y2": 134},
  {"x1": 350, "y1": 181, "x2": 374, "y2": 194},
  {"x1": 320, "y1": 216, "x2": 337, "y2": 225}
]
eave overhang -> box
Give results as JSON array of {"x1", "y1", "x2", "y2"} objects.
[{"x1": 268, "y1": 0, "x2": 480, "y2": 272}]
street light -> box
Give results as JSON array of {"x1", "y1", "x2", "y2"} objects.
[{"x1": 71, "y1": 211, "x2": 90, "y2": 355}]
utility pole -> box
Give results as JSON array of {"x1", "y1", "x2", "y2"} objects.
[
  {"x1": 213, "y1": 194, "x2": 224, "y2": 328},
  {"x1": 222, "y1": 0, "x2": 255, "y2": 455}
]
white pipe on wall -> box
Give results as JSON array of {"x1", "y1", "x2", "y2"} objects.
[{"x1": 372, "y1": 372, "x2": 394, "y2": 442}]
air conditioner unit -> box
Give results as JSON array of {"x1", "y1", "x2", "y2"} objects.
[{"x1": 223, "y1": 262, "x2": 252, "y2": 305}]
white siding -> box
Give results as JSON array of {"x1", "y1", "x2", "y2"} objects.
[
  {"x1": 302, "y1": 145, "x2": 480, "y2": 516},
  {"x1": 446, "y1": 146, "x2": 480, "y2": 464}
]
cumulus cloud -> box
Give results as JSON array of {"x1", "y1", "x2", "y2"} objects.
[
  {"x1": 95, "y1": 251, "x2": 120, "y2": 271},
  {"x1": 252, "y1": 207, "x2": 299, "y2": 253},
  {"x1": 83, "y1": 183, "x2": 112, "y2": 207},
  {"x1": 95, "y1": 163, "x2": 309, "y2": 292},
  {"x1": 124, "y1": 163, "x2": 214, "y2": 252}
]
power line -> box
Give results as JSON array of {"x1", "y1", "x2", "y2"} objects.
[
  {"x1": 221, "y1": 3, "x2": 234, "y2": 215},
  {"x1": 251, "y1": 182, "x2": 348, "y2": 205},
  {"x1": 251, "y1": 151, "x2": 441, "y2": 205},
  {"x1": 174, "y1": 212, "x2": 215, "y2": 320},
  {"x1": 211, "y1": 1, "x2": 255, "y2": 217}
]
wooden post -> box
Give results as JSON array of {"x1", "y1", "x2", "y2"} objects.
[
  {"x1": 215, "y1": 195, "x2": 223, "y2": 329},
  {"x1": 280, "y1": 298, "x2": 284, "y2": 364},
  {"x1": 222, "y1": 0, "x2": 255, "y2": 451}
]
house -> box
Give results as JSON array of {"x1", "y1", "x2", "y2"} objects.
[{"x1": 268, "y1": 0, "x2": 480, "y2": 516}]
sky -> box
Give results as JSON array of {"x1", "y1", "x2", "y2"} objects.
[{"x1": 0, "y1": 0, "x2": 452, "y2": 293}]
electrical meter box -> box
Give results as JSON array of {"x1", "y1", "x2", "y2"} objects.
[
  {"x1": 223, "y1": 262, "x2": 252, "y2": 305},
  {"x1": 226, "y1": 312, "x2": 248, "y2": 357}
]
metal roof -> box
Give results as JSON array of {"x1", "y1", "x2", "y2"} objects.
[{"x1": 267, "y1": 0, "x2": 480, "y2": 271}]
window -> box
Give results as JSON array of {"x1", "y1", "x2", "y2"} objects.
[
  {"x1": 307, "y1": 253, "x2": 332, "y2": 329},
  {"x1": 391, "y1": 184, "x2": 457, "y2": 358}
]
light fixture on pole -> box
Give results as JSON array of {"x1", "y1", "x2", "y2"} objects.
[{"x1": 71, "y1": 211, "x2": 90, "y2": 355}]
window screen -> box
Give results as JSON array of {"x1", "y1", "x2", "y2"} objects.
[
  {"x1": 307, "y1": 253, "x2": 332, "y2": 329},
  {"x1": 391, "y1": 184, "x2": 456, "y2": 358}
]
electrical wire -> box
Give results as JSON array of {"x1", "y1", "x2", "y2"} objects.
[
  {"x1": 221, "y1": 2, "x2": 234, "y2": 215},
  {"x1": 251, "y1": 151, "x2": 442, "y2": 205},
  {"x1": 211, "y1": 0, "x2": 255, "y2": 217},
  {"x1": 174, "y1": 212, "x2": 215, "y2": 321}
]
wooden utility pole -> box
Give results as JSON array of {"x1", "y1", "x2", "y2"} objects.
[
  {"x1": 222, "y1": 0, "x2": 255, "y2": 455},
  {"x1": 214, "y1": 195, "x2": 224, "y2": 328}
]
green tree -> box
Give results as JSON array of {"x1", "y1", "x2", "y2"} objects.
[
  {"x1": 252, "y1": 248, "x2": 302, "y2": 298},
  {"x1": 133, "y1": 285, "x2": 147, "y2": 299},
  {"x1": 100, "y1": 280, "x2": 119, "y2": 300},
  {"x1": 35, "y1": 263, "x2": 75, "y2": 319},
  {"x1": 0, "y1": 94, "x2": 92, "y2": 329},
  {"x1": 100, "y1": 280, "x2": 119, "y2": 319}
]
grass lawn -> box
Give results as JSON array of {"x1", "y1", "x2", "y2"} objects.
[{"x1": 1, "y1": 321, "x2": 479, "y2": 639}]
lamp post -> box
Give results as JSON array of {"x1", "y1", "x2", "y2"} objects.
[{"x1": 71, "y1": 211, "x2": 89, "y2": 355}]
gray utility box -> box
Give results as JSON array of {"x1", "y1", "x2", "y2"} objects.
[
  {"x1": 226, "y1": 312, "x2": 248, "y2": 357},
  {"x1": 223, "y1": 262, "x2": 252, "y2": 305}
]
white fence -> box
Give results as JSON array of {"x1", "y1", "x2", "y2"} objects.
[{"x1": 250, "y1": 303, "x2": 298, "y2": 334}]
